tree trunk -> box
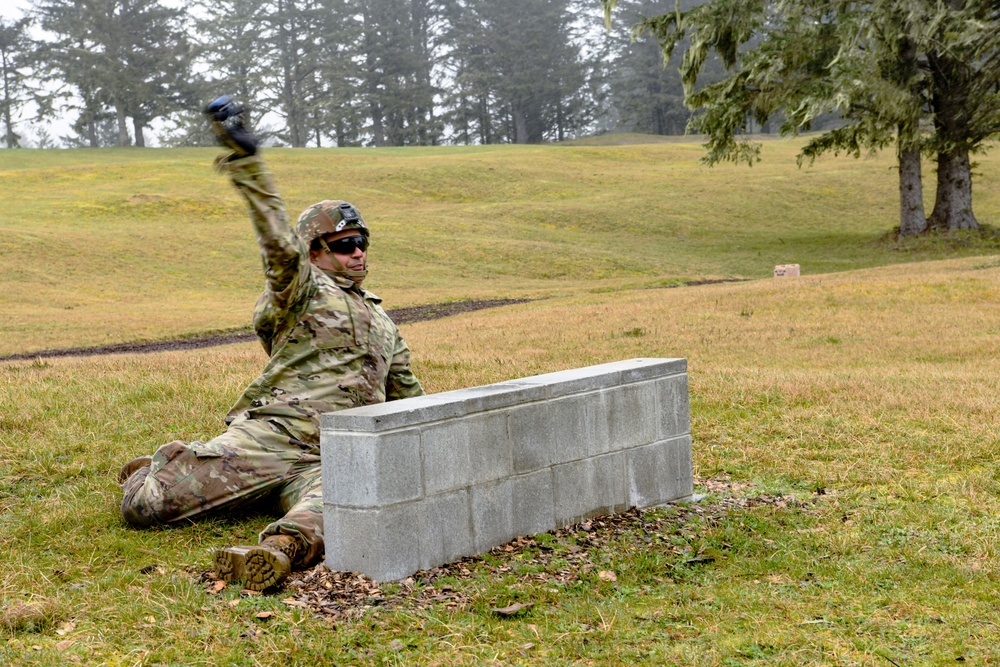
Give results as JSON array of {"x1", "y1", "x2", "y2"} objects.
[
  {"x1": 133, "y1": 118, "x2": 146, "y2": 147},
  {"x1": 897, "y1": 141, "x2": 927, "y2": 236},
  {"x1": 86, "y1": 115, "x2": 98, "y2": 148},
  {"x1": 478, "y1": 95, "x2": 490, "y2": 144},
  {"x1": 1, "y1": 100, "x2": 12, "y2": 148},
  {"x1": 929, "y1": 149, "x2": 979, "y2": 231},
  {"x1": 370, "y1": 101, "x2": 385, "y2": 147},
  {"x1": 927, "y1": 26, "x2": 979, "y2": 232},
  {"x1": 513, "y1": 104, "x2": 528, "y2": 143},
  {"x1": 335, "y1": 119, "x2": 346, "y2": 148},
  {"x1": 2, "y1": 50, "x2": 14, "y2": 148},
  {"x1": 115, "y1": 103, "x2": 131, "y2": 146}
]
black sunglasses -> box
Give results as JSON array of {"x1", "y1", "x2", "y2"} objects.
[{"x1": 316, "y1": 235, "x2": 369, "y2": 254}]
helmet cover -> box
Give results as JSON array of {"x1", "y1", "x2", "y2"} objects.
[{"x1": 295, "y1": 200, "x2": 369, "y2": 247}]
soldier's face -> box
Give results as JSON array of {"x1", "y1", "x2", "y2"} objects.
[{"x1": 309, "y1": 229, "x2": 368, "y2": 275}]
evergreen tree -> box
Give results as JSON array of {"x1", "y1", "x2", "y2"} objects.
[
  {"x1": 601, "y1": 0, "x2": 726, "y2": 136},
  {"x1": 311, "y1": 0, "x2": 367, "y2": 147},
  {"x1": 194, "y1": 0, "x2": 270, "y2": 112},
  {"x1": 0, "y1": 17, "x2": 47, "y2": 148},
  {"x1": 357, "y1": 0, "x2": 442, "y2": 146},
  {"x1": 601, "y1": 0, "x2": 1000, "y2": 235},
  {"x1": 36, "y1": 0, "x2": 193, "y2": 147},
  {"x1": 442, "y1": 0, "x2": 591, "y2": 144}
]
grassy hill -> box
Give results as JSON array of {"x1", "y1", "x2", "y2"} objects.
[
  {"x1": 1, "y1": 140, "x2": 999, "y2": 665},
  {"x1": 1, "y1": 140, "x2": 999, "y2": 355}
]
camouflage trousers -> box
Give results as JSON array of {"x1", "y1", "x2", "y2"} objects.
[{"x1": 120, "y1": 419, "x2": 324, "y2": 566}]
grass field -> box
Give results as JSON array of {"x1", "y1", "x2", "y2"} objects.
[
  {"x1": 2, "y1": 139, "x2": 999, "y2": 355},
  {"x1": 1, "y1": 139, "x2": 999, "y2": 665}
]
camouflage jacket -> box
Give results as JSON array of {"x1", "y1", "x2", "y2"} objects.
[{"x1": 219, "y1": 155, "x2": 423, "y2": 444}]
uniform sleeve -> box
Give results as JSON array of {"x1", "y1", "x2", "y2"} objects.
[
  {"x1": 219, "y1": 154, "x2": 311, "y2": 309},
  {"x1": 386, "y1": 330, "x2": 424, "y2": 401}
]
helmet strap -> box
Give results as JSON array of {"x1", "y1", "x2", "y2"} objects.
[{"x1": 320, "y1": 248, "x2": 368, "y2": 285}]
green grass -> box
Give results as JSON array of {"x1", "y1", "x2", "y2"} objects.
[
  {"x1": 2, "y1": 256, "x2": 999, "y2": 665},
  {"x1": 2, "y1": 140, "x2": 1000, "y2": 354},
  {"x1": 2, "y1": 140, "x2": 999, "y2": 665}
]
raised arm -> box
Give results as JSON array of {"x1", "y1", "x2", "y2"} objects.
[{"x1": 205, "y1": 97, "x2": 310, "y2": 305}]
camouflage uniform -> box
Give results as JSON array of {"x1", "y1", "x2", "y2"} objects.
[{"x1": 120, "y1": 155, "x2": 423, "y2": 567}]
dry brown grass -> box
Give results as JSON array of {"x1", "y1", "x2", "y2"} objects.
[
  {"x1": 402, "y1": 256, "x2": 1000, "y2": 491},
  {"x1": 2, "y1": 255, "x2": 998, "y2": 665}
]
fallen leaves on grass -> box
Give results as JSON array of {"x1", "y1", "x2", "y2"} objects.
[
  {"x1": 492, "y1": 602, "x2": 533, "y2": 617},
  {"x1": 200, "y1": 478, "x2": 814, "y2": 623}
]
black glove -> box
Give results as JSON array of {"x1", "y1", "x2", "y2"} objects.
[{"x1": 204, "y1": 95, "x2": 258, "y2": 157}]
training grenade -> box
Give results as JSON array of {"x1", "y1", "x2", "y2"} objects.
[
  {"x1": 205, "y1": 95, "x2": 246, "y2": 122},
  {"x1": 204, "y1": 95, "x2": 258, "y2": 156}
]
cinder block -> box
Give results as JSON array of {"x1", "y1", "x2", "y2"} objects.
[
  {"x1": 627, "y1": 436, "x2": 692, "y2": 508},
  {"x1": 419, "y1": 419, "x2": 470, "y2": 496},
  {"x1": 511, "y1": 470, "x2": 555, "y2": 537},
  {"x1": 324, "y1": 502, "x2": 425, "y2": 581},
  {"x1": 517, "y1": 358, "x2": 685, "y2": 400},
  {"x1": 617, "y1": 358, "x2": 687, "y2": 385},
  {"x1": 774, "y1": 264, "x2": 800, "y2": 278},
  {"x1": 552, "y1": 453, "x2": 628, "y2": 525},
  {"x1": 583, "y1": 382, "x2": 659, "y2": 457},
  {"x1": 656, "y1": 374, "x2": 691, "y2": 439},
  {"x1": 321, "y1": 432, "x2": 421, "y2": 508},
  {"x1": 509, "y1": 395, "x2": 590, "y2": 470},
  {"x1": 514, "y1": 365, "x2": 624, "y2": 398},
  {"x1": 421, "y1": 411, "x2": 511, "y2": 494},
  {"x1": 321, "y1": 393, "x2": 464, "y2": 433},
  {"x1": 419, "y1": 490, "x2": 473, "y2": 570},
  {"x1": 447, "y1": 381, "x2": 549, "y2": 413},
  {"x1": 673, "y1": 435, "x2": 694, "y2": 499},
  {"x1": 321, "y1": 382, "x2": 547, "y2": 433},
  {"x1": 466, "y1": 411, "x2": 512, "y2": 485},
  {"x1": 471, "y1": 479, "x2": 515, "y2": 554}
]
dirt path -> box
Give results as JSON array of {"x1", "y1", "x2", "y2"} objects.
[
  {"x1": 1, "y1": 280, "x2": 747, "y2": 363},
  {"x1": 0, "y1": 298, "x2": 531, "y2": 363}
]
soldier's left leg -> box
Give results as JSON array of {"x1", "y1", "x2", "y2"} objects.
[
  {"x1": 213, "y1": 449, "x2": 323, "y2": 590},
  {"x1": 263, "y1": 463, "x2": 325, "y2": 566}
]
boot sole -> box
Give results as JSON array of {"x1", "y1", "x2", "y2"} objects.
[{"x1": 214, "y1": 546, "x2": 291, "y2": 592}]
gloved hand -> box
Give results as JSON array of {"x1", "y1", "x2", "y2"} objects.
[{"x1": 204, "y1": 95, "x2": 258, "y2": 157}]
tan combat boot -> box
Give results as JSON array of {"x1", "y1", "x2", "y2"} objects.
[
  {"x1": 214, "y1": 534, "x2": 301, "y2": 592},
  {"x1": 117, "y1": 456, "x2": 153, "y2": 485}
]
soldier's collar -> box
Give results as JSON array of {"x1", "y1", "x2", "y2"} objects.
[{"x1": 318, "y1": 268, "x2": 381, "y2": 302}]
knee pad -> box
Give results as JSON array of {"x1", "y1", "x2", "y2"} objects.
[{"x1": 120, "y1": 466, "x2": 162, "y2": 528}]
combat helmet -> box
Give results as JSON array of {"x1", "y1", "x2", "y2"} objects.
[{"x1": 295, "y1": 200, "x2": 369, "y2": 247}]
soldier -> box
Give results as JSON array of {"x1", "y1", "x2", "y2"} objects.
[{"x1": 117, "y1": 97, "x2": 424, "y2": 591}]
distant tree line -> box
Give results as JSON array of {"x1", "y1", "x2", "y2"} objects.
[{"x1": 0, "y1": 0, "x2": 725, "y2": 148}]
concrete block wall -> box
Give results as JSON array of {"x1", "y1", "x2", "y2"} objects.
[{"x1": 321, "y1": 358, "x2": 692, "y2": 581}]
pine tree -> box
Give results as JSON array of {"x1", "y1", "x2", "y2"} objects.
[
  {"x1": 36, "y1": 0, "x2": 193, "y2": 147},
  {"x1": 601, "y1": 0, "x2": 1000, "y2": 235},
  {"x1": 442, "y1": 0, "x2": 590, "y2": 144},
  {"x1": 0, "y1": 17, "x2": 44, "y2": 148}
]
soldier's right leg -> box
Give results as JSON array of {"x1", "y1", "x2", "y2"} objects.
[{"x1": 120, "y1": 420, "x2": 302, "y2": 528}]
